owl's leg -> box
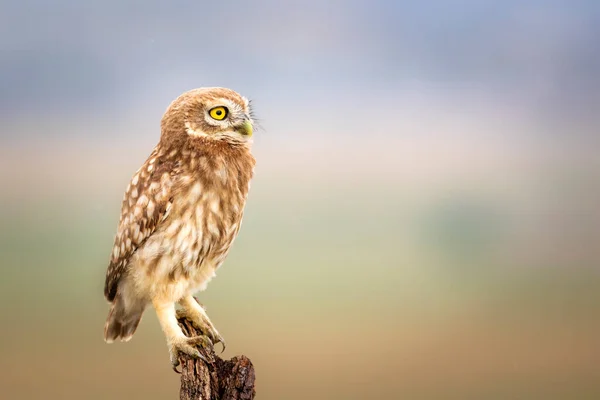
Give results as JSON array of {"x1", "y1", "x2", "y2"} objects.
[
  {"x1": 178, "y1": 295, "x2": 226, "y2": 352},
  {"x1": 152, "y1": 299, "x2": 211, "y2": 370}
]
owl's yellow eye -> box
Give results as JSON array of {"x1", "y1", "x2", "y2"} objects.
[{"x1": 209, "y1": 106, "x2": 228, "y2": 120}]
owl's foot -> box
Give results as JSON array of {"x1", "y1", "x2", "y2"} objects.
[
  {"x1": 169, "y1": 335, "x2": 212, "y2": 372},
  {"x1": 176, "y1": 306, "x2": 226, "y2": 353}
]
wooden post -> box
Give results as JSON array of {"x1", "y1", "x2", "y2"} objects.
[{"x1": 177, "y1": 316, "x2": 256, "y2": 400}]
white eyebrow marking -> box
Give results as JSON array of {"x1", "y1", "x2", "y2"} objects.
[{"x1": 184, "y1": 121, "x2": 209, "y2": 137}]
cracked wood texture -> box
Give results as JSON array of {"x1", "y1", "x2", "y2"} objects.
[{"x1": 177, "y1": 316, "x2": 256, "y2": 400}]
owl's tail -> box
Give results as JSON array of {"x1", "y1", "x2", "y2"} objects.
[{"x1": 104, "y1": 295, "x2": 145, "y2": 343}]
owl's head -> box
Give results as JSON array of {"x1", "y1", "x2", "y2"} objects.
[{"x1": 160, "y1": 87, "x2": 254, "y2": 146}]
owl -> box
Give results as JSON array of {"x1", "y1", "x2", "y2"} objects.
[{"x1": 103, "y1": 87, "x2": 256, "y2": 370}]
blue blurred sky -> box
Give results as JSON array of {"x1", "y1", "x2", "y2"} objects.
[
  {"x1": 1, "y1": 0, "x2": 599, "y2": 131},
  {"x1": 1, "y1": 1, "x2": 598, "y2": 268}
]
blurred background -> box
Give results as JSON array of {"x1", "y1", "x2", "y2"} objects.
[{"x1": 1, "y1": 0, "x2": 599, "y2": 399}]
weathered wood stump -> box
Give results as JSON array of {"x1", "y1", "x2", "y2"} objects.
[{"x1": 177, "y1": 316, "x2": 256, "y2": 400}]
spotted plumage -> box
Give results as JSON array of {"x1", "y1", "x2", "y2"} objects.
[{"x1": 103, "y1": 87, "x2": 256, "y2": 369}]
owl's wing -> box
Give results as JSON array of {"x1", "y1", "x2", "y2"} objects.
[{"x1": 104, "y1": 147, "x2": 179, "y2": 302}]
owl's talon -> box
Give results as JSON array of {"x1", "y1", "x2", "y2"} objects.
[
  {"x1": 168, "y1": 335, "x2": 211, "y2": 371},
  {"x1": 171, "y1": 355, "x2": 181, "y2": 373},
  {"x1": 177, "y1": 304, "x2": 225, "y2": 353},
  {"x1": 212, "y1": 334, "x2": 226, "y2": 353},
  {"x1": 205, "y1": 327, "x2": 225, "y2": 352}
]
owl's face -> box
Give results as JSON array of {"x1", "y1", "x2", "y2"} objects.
[{"x1": 161, "y1": 87, "x2": 254, "y2": 145}]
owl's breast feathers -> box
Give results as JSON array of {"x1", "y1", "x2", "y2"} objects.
[{"x1": 104, "y1": 138, "x2": 255, "y2": 302}]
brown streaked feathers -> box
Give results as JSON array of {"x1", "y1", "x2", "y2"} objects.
[
  {"x1": 104, "y1": 138, "x2": 255, "y2": 302},
  {"x1": 104, "y1": 147, "x2": 179, "y2": 302}
]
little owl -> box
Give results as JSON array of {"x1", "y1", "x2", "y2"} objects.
[{"x1": 103, "y1": 87, "x2": 256, "y2": 370}]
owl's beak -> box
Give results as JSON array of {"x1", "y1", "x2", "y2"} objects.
[{"x1": 236, "y1": 119, "x2": 253, "y2": 137}]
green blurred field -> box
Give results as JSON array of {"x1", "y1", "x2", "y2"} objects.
[{"x1": 1, "y1": 154, "x2": 599, "y2": 399}]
